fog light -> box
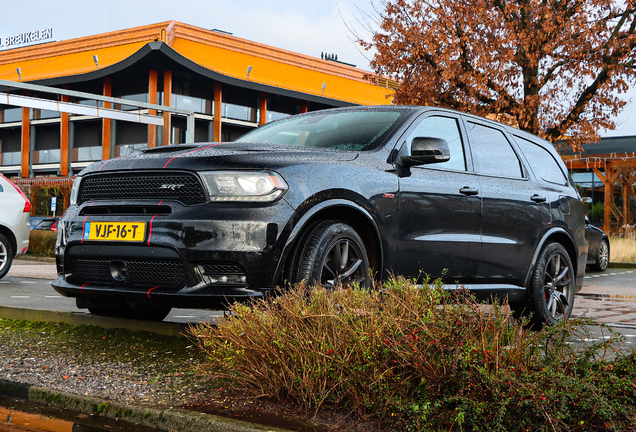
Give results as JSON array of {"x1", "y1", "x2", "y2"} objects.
[{"x1": 197, "y1": 267, "x2": 248, "y2": 286}]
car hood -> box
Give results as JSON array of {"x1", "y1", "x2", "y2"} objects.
[{"x1": 79, "y1": 142, "x2": 359, "y2": 174}]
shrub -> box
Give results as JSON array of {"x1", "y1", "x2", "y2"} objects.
[
  {"x1": 591, "y1": 202, "x2": 604, "y2": 221},
  {"x1": 27, "y1": 230, "x2": 56, "y2": 257},
  {"x1": 190, "y1": 278, "x2": 636, "y2": 431}
]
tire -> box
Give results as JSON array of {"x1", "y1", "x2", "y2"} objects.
[
  {"x1": 590, "y1": 239, "x2": 609, "y2": 272},
  {"x1": 527, "y1": 242, "x2": 576, "y2": 329},
  {"x1": 295, "y1": 221, "x2": 370, "y2": 288},
  {"x1": 0, "y1": 233, "x2": 14, "y2": 280},
  {"x1": 87, "y1": 299, "x2": 171, "y2": 321}
]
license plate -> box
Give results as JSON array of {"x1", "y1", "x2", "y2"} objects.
[{"x1": 82, "y1": 221, "x2": 146, "y2": 242}]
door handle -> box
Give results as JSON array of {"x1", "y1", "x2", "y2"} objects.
[
  {"x1": 459, "y1": 187, "x2": 479, "y2": 196},
  {"x1": 531, "y1": 194, "x2": 547, "y2": 203}
]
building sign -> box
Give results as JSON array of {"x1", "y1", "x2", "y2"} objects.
[{"x1": 0, "y1": 28, "x2": 53, "y2": 49}]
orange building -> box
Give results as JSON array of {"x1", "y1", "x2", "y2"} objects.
[{"x1": 0, "y1": 21, "x2": 394, "y2": 178}]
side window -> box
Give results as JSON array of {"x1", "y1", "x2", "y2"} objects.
[
  {"x1": 405, "y1": 116, "x2": 466, "y2": 171},
  {"x1": 514, "y1": 136, "x2": 567, "y2": 185},
  {"x1": 467, "y1": 122, "x2": 523, "y2": 178}
]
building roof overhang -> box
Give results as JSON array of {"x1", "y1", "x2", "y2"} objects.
[{"x1": 0, "y1": 21, "x2": 393, "y2": 107}]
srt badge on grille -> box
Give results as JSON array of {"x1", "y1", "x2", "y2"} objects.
[{"x1": 160, "y1": 184, "x2": 185, "y2": 190}]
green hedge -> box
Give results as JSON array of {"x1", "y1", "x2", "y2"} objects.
[{"x1": 27, "y1": 230, "x2": 56, "y2": 257}]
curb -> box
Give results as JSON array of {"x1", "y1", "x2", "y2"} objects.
[
  {"x1": 609, "y1": 262, "x2": 636, "y2": 269},
  {"x1": 16, "y1": 256, "x2": 56, "y2": 263},
  {"x1": 0, "y1": 380, "x2": 291, "y2": 432},
  {"x1": 0, "y1": 305, "x2": 189, "y2": 338}
]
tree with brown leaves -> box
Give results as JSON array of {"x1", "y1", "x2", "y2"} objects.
[{"x1": 361, "y1": 0, "x2": 636, "y2": 151}]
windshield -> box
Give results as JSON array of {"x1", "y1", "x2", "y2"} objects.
[{"x1": 235, "y1": 110, "x2": 403, "y2": 151}]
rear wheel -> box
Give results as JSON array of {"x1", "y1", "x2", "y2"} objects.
[
  {"x1": 591, "y1": 239, "x2": 609, "y2": 272},
  {"x1": 0, "y1": 233, "x2": 14, "y2": 280},
  {"x1": 527, "y1": 242, "x2": 576, "y2": 329},
  {"x1": 295, "y1": 221, "x2": 370, "y2": 287}
]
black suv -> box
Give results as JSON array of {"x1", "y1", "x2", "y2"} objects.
[{"x1": 53, "y1": 106, "x2": 586, "y2": 326}]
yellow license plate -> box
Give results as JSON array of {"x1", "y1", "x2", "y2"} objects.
[{"x1": 82, "y1": 221, "x2": 146, "y2": 242}]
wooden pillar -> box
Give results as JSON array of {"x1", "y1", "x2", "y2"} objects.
[
  {"x1": 60, "y1": 95, "x2": 70, "y2": 176},
  {"x1": 300, "y1": 100, "x2": 308, "y2": 114},
  {"x1": 162, "y1": 71, "x2": 172, "y2": 146},
  {"x1": 603, "y1": 164, "x2": 615, "y2": 235},
  {"x1": 21, "y1": 107, "x2": 30, "y2": 178},
  {"x1": 101, "y1": 77, "x2": 112, "y2": 161},
  {"x1": 623, "y1": 179, "x2": 629, "y2": 227},
  {"x1": 213, "y1": 82, "x2": 222, "y2": 142},
  {"x1": 259, "y1": 92, "x2": 268, "y2": 126},
  {"x1": 147, "y1": 70, "x2": 158, "y2": 148}
]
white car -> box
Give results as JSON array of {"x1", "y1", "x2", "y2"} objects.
[{"x1": 0, "y1": 175, "x2": 31, "y2": 279}]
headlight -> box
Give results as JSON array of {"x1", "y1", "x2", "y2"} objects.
[
  {"x1": 69, "y1": 176, "x2": 82, "y2": 206},
  {"x1": 199, "y1": 171, "x2": 288, "y2": 202}
]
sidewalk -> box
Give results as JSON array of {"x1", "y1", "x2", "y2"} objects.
[{"x1": 8, "y1": 258, "x2": 57, "y2": 280}]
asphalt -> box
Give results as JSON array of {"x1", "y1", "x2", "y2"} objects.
[{"x1": 3, "y1": 257, "x2": 636, "y2": 431}]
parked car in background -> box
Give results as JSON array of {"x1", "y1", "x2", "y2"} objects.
[
  {"x1": 32, "y1": 217, "x2": 59, "y2": 231},
  {"x1": 585, "y1": 216, "x2": 610, "y2": 272},
  {"x1": 53, "y1": 106, "x2": 586, "y2": 327},
  {"x1": 0, "y1": 175, "x2": 31, "y2": 278},
  {"x1": 29, "y1": 217, "x2": 47, "y2": 230}
]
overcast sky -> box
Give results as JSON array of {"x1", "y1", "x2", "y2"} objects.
[{"x1": 1, "y1": 0, "x2": 634, "y2": 138}]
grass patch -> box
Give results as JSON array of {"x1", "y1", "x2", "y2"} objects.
[
  {"x1": 26, "y1": 230, "x2": 56, "y2": 257},
  {"x1": 0, "y1": 318, "x2": 207, "y2": 394},
  {"x1": 190, "y1": 278, "x2": 636, "y2": 431},
  {"x1": 610, "y1": 235, "x2": 636, "y2": 264}
]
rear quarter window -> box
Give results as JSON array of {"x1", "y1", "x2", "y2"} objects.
[{"x1": 514, "y1": 135, "x2": 568, "y2": 185}]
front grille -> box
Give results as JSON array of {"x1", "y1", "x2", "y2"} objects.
[
  {"x1": 67, "y1": 258, "x2": 188, "y2": 289},
  {"x1": 78, "y1": 172, "x2": 207, "y2": 205},
  {"x1": 200, "y1": 262, "x2": 245, "y2": 275}
]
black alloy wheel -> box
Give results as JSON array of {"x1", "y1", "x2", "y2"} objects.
[
  {"x1": 527, "y1": 242, "x2": 576, "y2": 328},
  {"x1": 591, "y1": 239, "x2": 609, "y2": 272},
  {"x1": 297, "y1": 221, "x2": 370, "y2": 288}
]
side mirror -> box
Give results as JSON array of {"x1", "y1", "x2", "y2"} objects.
[{"x1": 399, "y1": 137, "x2": 450, "y2": 167}]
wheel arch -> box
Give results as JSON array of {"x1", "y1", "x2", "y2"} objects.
[
  {"x1": 278, "y1": 199, "x2": 384, "y2": 284},
  {"x1": 524, "y1": 228, "x2": 579, "y2": 289},
  {"x1": 0, "y1": 225, "x2": 17, "y2": 257}
]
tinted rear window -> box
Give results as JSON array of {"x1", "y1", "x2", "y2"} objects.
[{"x1": 236, "y1": 110, "x2": 404, "y2": 151}]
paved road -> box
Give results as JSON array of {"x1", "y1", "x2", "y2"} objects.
[
  {"x1": 575, "y1": 268, "x2": 636, "y2": 326},
  {"x1": 2, "y1": 259, "x2": 223, "y2": 325},
  {"x1": 2, "y1": 259, "x2": 636, "y2": 332}
]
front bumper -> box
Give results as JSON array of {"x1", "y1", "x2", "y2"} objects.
[{"x1": 52, "y1": 199, "x2": 296, "y2": 308}]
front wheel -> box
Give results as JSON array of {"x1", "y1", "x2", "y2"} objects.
[
  {"x1": 527, "y1": 242, "x2": 576, "y2": 329},
  {"x1": 591, "y1": 239, "x2": 609, "y2": 272},
  {"x1": 296, "y1": 221, "x2": 370, "y2": 288}
]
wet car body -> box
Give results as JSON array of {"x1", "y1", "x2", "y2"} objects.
[{"x1": 53, "y1": 106, "x2": 586, "y2": 325}]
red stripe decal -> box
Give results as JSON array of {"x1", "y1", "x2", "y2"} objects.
[
  {"x1": 147, "y1": 286, "x2": 159, "y2": 299},
  {"x1": 162, "y1": 143, "x2": 223, "y2": 168},
  {"x1": 98, "y1": 161, "x2": 109, "y2": 171},
  {"x1": 79, "y1": 282, "x2": 92, "y2": 293},
  {"x1": 158, "y1": 200, "x2": 162, "y2": 205},
  {"x1": 81, "y1": 216, "x2": 89, "y2": 244},
  {"x1": 147, "y1": 215, "x2": 157, "y2": 246}
]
